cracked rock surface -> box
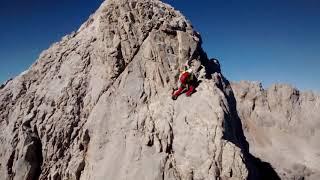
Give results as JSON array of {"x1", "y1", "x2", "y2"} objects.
[
  {"x1": 1, "y1": 0, "x2": 279, "y2": 180},
  {"x1": 232, "y1": 81, "x2": 320, "y2": 180}
]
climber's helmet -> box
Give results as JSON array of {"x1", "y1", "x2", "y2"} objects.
[{"x1": 186, "y1": 68, "x2": 193, "y2": 74}]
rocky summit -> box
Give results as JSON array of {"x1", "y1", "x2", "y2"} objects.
[{"x1": 0, "y1": 0, "x2": 317, "y2": 180}]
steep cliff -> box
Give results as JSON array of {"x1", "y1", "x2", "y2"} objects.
[
  {"x1": 0, "y1": 0, "x2": 278, "y2": 180},
  {"x1": 232, "y1": 81, "x2": 320, "y2": 180}
]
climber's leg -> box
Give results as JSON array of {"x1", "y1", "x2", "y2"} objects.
[
  {"x1": 172, "y1": 86, "x2": 186, "y2": 100},
  {"x1": 185, "y1": 85, "x2": 195, "y2": 97},
  {"x1": 173, "y1": 86, "x2": 184, "y2": 96}
]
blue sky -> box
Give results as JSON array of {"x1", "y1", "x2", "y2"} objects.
[{"x1": 1, "y1": 0, "x2": 319, "y2": 91}]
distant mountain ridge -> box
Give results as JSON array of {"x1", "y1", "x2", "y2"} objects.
[{"x1": 232, "y1": 81, "x2": 320, "y2": 179}]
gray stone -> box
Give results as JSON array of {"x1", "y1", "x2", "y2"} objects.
[{"x1": 0, "y1": 0, "x2": 280, "y2": 180}]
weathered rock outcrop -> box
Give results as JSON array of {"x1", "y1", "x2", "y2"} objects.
[
  {"x1": 0, "y1": 0, "x2": 279, "y2": 179},
  {"x1": 232, "y1": 81, "x2": 320, "y2": 180}
]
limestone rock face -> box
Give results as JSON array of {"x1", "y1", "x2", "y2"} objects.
[
  {"x1": 232, "y1": 81, "x2": 320, "y2": 180},
  {"x1": 0, "y1": 0, "x2": 277, "y2": 180}
]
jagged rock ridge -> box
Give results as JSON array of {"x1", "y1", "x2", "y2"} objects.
[
  {"x1": 232, "y1": 81, "x2": 320, "y2": 180},
  {"x1": 0, "y1": 0, "x2": 279, "y2": 180}
]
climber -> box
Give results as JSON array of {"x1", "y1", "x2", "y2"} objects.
[{"x1": 172, "y1": 62, "x2": 197, "y2": 100}]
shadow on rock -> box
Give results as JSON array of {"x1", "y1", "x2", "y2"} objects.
[
  {"x1": 221, "y1": 76, "x2": 281, "y2": 180},
  {"x1": 194, "y1": 48, "x2": 280, "y2": 179},
  {"x1": 247, "y1": 153, "x2": 281, "y2": 180}
]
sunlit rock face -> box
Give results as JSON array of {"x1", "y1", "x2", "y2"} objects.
[{"x1": 0, "y1": 0, "x2": 284, "y2": 180}]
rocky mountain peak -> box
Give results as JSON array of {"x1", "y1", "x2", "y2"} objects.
[{"x1": 0, "y1": 0, "x2": 286, "y2": 180}]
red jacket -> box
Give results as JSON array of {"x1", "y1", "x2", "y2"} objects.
[{"x1": 179, "y1": 71, "x2": 192, "y2": 85}]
